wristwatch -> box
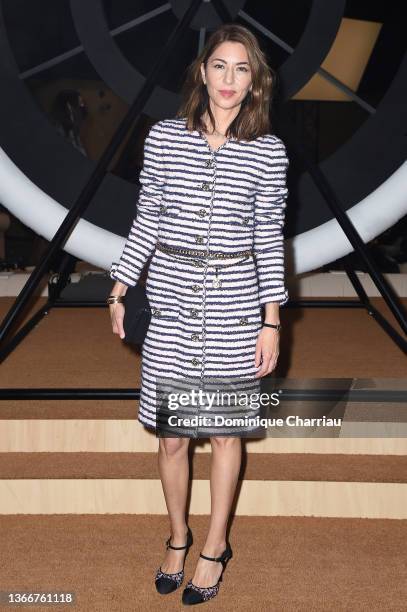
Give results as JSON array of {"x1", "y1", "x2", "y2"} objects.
[{"x1": 263, "y1": 322, "x2": 282, "y2": 331}]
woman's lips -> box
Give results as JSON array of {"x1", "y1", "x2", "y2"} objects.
[{"x1": 219, "y1": 90, "x2": 235, "y2": 98}]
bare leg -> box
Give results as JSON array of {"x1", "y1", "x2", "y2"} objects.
[
  {"x1": 190, "y1": 436, "x2": 241, "y2": 586},
  {"x1": 157, "y1": 437, "x2": 191, "y2": 572}
]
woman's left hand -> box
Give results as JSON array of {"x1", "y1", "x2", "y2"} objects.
[{"x1": 254, "y1": 327, "x2": 280, "y2": 378}]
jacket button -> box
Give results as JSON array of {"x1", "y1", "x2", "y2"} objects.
[
  {"x1": 197, "y1": 209, "x2": 208, "y2": 217},
  {"x1": 191, "y1": 333, "x2": 200, "y2": 341},
  {"x1": 159, "y1": 205, "x2": 167, "y2": 214},
  {"x1": 239, "y1": 317, "x2": 248, "y2": 325},
  {"x1": 190, "y1": 309, "x2": 199, "y2": 318},
  {"x1": 152, "y1": 308, "x2": 161, "y2": 317},
  {"x1": 241, "y1": 216, "x2": 250, "y2": 225},
  {"x1": 201, "y1": 182, "x2": 211, "y2": 191},
  {"x1": 191, "y1": 285, "x2": 201, "y2": 292},
  {"x1": 205, "y1": 159, "x2": 213, "y2": 168},
  {"x1": 191, "y1": 357, "x2": 201, "y2": 366},
  {"x1": 193, "y1": 260, "x2": 205, "y2": 267},
  {"x1": 195, "y1": 236, "x2": 205, "y2": 244}
]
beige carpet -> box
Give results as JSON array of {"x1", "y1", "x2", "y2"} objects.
[
  {"x1": 0, "y1": 515, "x2": 406, "y2": 611},
  {"x1": 0, "y1": 451, "x2": 406, "y2": 482}
]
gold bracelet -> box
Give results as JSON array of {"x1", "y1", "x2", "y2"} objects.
[{"x1": 106, "y1": 295, "x2": 125, "y2": 305}]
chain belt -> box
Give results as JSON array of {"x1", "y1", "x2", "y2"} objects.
[{"x1": 156, "y1": 241, "x2": 253, "y2": 260}]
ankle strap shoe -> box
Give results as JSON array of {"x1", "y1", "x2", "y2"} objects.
[
  {"x1": 182, "y1": 542, "x2": 233, "y2": 605},
  {"x1": 155, "y1": 527, "x2": 193, "y2": 595}
]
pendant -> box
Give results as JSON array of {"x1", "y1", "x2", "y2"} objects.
[{"x1": 212, "y1": 267, "x2": 222, "y2": 288}]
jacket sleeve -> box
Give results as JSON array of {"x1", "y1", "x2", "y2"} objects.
[
  {"x1": 109, "y1": 122, "x2": 165, "y2": 287},
  {"x1": 253, "y1": 136, "x2": 289, "y2": 307}
]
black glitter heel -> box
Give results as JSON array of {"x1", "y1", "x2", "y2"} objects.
[
  {"x1": 155, "y1": 527, "x2": 193, "y2": 595},
  {"x1": 182, "y1": 542, "x2": 233, "y2": 605}
]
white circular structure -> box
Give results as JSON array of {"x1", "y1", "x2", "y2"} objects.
[{"x1": 0, "y1": 145, "x2": 406, "y2": 275}]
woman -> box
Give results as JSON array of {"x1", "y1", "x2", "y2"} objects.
[{"x1": 108, "y1": 24, "x2": 289, "y2": 606}]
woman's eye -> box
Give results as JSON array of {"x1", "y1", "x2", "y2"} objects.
[{"x1": 213, "y1": 64, "x2": 249, "y2": 72}]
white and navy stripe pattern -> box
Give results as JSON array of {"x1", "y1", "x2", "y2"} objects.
[{"x1": 110, "y1": 118, "x2": 289, "y2": 433}]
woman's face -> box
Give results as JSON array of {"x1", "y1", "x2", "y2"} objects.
[{"x1": 200, "y1": 41, "x2": 252, "y2": 113}]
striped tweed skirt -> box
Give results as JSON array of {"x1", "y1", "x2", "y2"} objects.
[{"x1": 139, "y1": 247, "x2": 268, "y2": 438}]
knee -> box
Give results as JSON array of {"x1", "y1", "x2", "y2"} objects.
[
  {"x1": 159, "y1": 437, "x2": 189, "y2": 457},
  {"x1": 210, "y1": 436, "x2": 241, "y2": 451}
]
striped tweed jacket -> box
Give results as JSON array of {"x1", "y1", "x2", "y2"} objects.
[{"x1": 109, "y1": 117, "x2": 289, "y2": 435}]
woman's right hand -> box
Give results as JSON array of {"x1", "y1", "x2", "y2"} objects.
[{"x1": 109, "y1": 303, "x2": 125, "y2": 340}]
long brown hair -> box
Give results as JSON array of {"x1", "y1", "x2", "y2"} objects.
[{"x1": 175, "y1": 24, "x2": 276, "y2": 141}]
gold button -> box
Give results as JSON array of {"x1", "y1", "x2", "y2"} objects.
[
  {"x1": 191, "y1": 358, "x2": 201, "y2": 366},
  {"x1": 239, "y1": 317, "x2": 248, "y2": 325}
]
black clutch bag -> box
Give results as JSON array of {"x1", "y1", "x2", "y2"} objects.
[{"x1": 122, "y1": 283, "x2": 152, "y2": 345}]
